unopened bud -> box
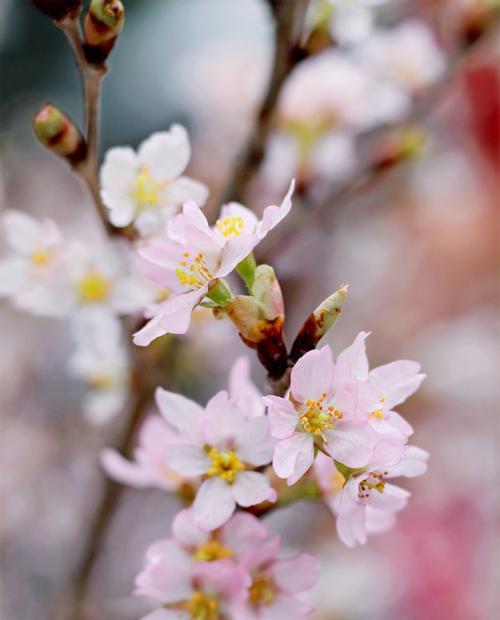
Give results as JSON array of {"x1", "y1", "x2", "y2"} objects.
[
  {"x1": 27, "y1": 0, "x2": 82, "y2": 20},
  {"x1": 33, "y1": 104, "x2": 87, "y2": 165},
  {"x1": 84, "y1": 0, "x2": 125, "y2": 65},
  {"x1": 460, "y1": 0, "x2": 499, "y2": 46},
  {"x1": 226, "y1": 265, "x2": 287, "y2": 379},
  {"x1": 290, "y1": 283, "x2": 348, "y2": 362}
]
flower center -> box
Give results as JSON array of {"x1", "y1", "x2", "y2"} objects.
[
  {"x1": 368, "y1": 397, "x2": 386, "y2": 421},
  {"x1": 129, "y1": 166, "x2": 166, "y2": 212},
  {"x1": 194, "y1": 540, "x2": 233, "y2": 562},
  {"x1": 180, "y1": 591, "x2": 220, "y2": 620},
  {"x1": 30, "y1": 246, "x2": 52, "y2": 266},
  {"x1": 215, "y1": 216, "x2": 244, "y2": 238},
  {"x1": 299, "y1": 393, "x2": 343, "y2": 438},
  {"x1": 87, "y1": 372, "x2": 113, "y2": 390},
  {"x1": 358, "y1": 471, "x2": 387, "y2": 501},
  {"x1": 176, "y1": 252, "x2": 214, "y2": 289},
  {"x1": 77, "y1": 272, "x2": 111, "y2": 302},
  {"x1": 249, "y1": 573, "x2": 277, "y2": 607},
  {"x1": 207, "y1": 447, "x2": 244, "y2": 483}
]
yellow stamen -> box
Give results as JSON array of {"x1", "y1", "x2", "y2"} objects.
[
  {"x1": 299, "y1": 394, "x2": 343, "y2": 439},
  {"x1": 129, "y1": 165, "x2": 167, "y2": 212},
  {"x1": 180, "y1": 591, "x2": 220, "y2": 620},
  {"x1": 194, "y1": 540, "x2": 233, "y2": 562},
  {"x1": 215, "y1": 216, "x2": 244, "y2": 238},
  {"x1": 77, "y1": 272, "x2": 111, "y2": 302},
  {"x1": 176, "y1": 252, "x2": 213, "y2": 289},
  {"x1": 31, "y1": 246, "x2": 51, "y2": 265},
  {"x1": 87, "y1": 373, "x2": 113, "y2": 390},
  {"x1": 249, "y1": 573, "x2": 277, "y2": 607},
  {"x1": 207, "y1": 447, "x2": 244, "y2": 483}
]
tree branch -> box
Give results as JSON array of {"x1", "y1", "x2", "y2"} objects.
[
  {"x1": 57, "y1": 16, "x2": 116, "y2": 236},
  {"x1": 220, "y1": 0, "x2": 309, "y2": 204}
]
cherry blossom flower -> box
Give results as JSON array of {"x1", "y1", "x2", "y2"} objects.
[
  {"x1": 0, "y1": 210, "x2": 69, "y2": 317},
  {"x1": 64, "y1": 241, "x2": 155, "y2": 316},
  {"x1": 334, "y1": 445, "x2": 429, "y2": 547},
  {"x1": 145, "y1": 508, "x2": 268, "y2": 571},
  {"x1": 100, "y1": 125, "x2": 208, "y2": 237},
  {"x1": 265, "y1": 345, "x2": 380, "y2": 486},
  {"x1": 137, "y1": 558, "x2": 248, "y2": 620},
  {"x1": 232, "y1": 537, "x2": 320, "y2": 619},
  {"x1": 133, "y1": 182, "x2": 294, "y2": 346},
  {"x1": 68, "y1": 308, "x2": 129, "y2": 425},
  {"x1": 354, "y1": 19, "x2": 446, "y2": 93},
  {"x1": 336, "y1": 331, "x2": 425, "y2": 438},
  {"x1": 162, "y1": 388, "x2": 276, "y2": 530}
]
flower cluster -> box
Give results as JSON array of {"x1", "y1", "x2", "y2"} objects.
[
  {"x1": 265, "y1": 332, "x2": 428, "y2": 546},
  {"x1": 136, "y1": 509, "x2": 319, "y2": 620}
]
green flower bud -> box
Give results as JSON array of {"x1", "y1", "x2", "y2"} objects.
[
  {"x1": 84, "y1": 0, "x2": 125, "y2": 65},
  {"x1": 290, "y1": 283, "x2": 348, "y2": 362},
  {"x1": 33, "y1": 104, "x2": 87, "y2": 165}
]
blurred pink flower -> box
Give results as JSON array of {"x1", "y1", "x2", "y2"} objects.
[{"x1": 233, "y1": 537, "x2": 320, "y2": 619}]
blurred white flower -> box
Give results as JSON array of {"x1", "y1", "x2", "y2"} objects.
[
  {"x1": 354, "y1": 19, "x2": 446, "y2": 92},
  {"x1": 68, "y1": 308, "x2": 129, "y2": 425},
  {"x1": 0, "y1": 210, "x2": 69, "y2": 317},
  {"x1": 100, "y1": 125, "x2": 208, "y2": 237},
  {"x1": 64, "y1": 241, "x2": 155, "y2": 317}
]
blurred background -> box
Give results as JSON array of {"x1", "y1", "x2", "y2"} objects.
[{"x1": 1, "y1": 1, "x2": 499, "y2": 619}]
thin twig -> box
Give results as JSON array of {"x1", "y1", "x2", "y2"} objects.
[
  {"x1": 57, "y1": 17, "x2": 115, "y2": 235},
  {"x1": 220, "y1": 0, "x2": 309, "y2": 204}
]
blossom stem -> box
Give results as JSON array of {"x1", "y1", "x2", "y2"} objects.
[
  {"x1": 220, "y1": 0, "x2": 309, "y2": 204},
  {"x1": 57, "y1": 16, "x2": 116, "y2": 236}
]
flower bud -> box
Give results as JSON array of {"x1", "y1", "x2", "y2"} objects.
[
  {"x1": 27, "y1": 0, "x2": 82, "y2": 20},
  {"x1": 33, "y1": 104, "x2": 87, "y2": 165},
  {"x1": 84, "y1": 0, "x2": 125, "y2": 65},
  {"x1": 226, "y1": 266, "x2": 287, "y2": 379},
  {"x1": 290, "y1": 283, "x2": 348, "y2": 362}
]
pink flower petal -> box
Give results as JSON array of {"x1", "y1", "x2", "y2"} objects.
[
  {"x1": 172, "y1": 508, "x2": 209, "y2": 548},
  {"x1": 232, "y1": 471, "x2": 276, "y2": 507},
  {"x1": 290, "y1": 346, "x2": 334, "y2": 403},
  {"x1": 271, "y1": 553, "x2": 320, "y2": 593},
  {"x1": 203, "y1": 390, "x2": 245, "y2": 446},
  {"x1": 229, "y1": 356, "x2": 264, "y2": 418},
  {"x1": 272, "y1": 433, "x2": 315, "y2": 485},
  {"x1": 325, "y1": 421, "x2": 376, "y2": 468},
  {"x1": 256, "y1": 180, "x2": 295, "y2": 239},
  {"x1": 165, "y1": 443, "x2": 210, "y2": 477},
  {"x1": 155, "y1": 387, "x2": 204, "y2": 436},
  {"x1": 336, "y1": 331, "x2": 370, "y2": 380},
  {"x1": 369, "y1": 360, "x2": 425, "y2": 408},
  {"x1": 221, "y1": 513, "x2": 268, "y2": 557},
  {"x1": 235, "y1": 417, "x2": 274, "y2": 467},
  {"x1": 264, "y1": 396, "x2": 298, "y2": 440},
  {"x1": 100, "y1": 448, "x2": 154, "y2": 488},
  {"x1": 194, "y1": 478, "x2": 236, "y2": 531}
]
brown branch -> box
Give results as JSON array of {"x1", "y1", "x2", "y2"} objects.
[
  {"x1": 220, "y1": 0, "x2": 309, "y2": 204},
  {"x1": 57, "y1": 16, "x2": 116, "y2": 236}
]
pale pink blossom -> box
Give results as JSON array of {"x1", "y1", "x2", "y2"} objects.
[
  {"x1": 337, "y1": 331, "x2": 425, "y2": 438},
  {"x1": 265, "y1": 345, "x2": 380, "y2": 485},
  {"x1": 233, "y1": 537, "x2": 320, "y2": 619},
  {"x1": 145, "y1": 508, "x2": 268, "y2": 571},
  {"x1": 162, "y1": 389, "x2": 276, "y2": 530},
  {"x1": 100, "y1": 125, "x2": 208, "y2": 237},
  {"x1": 334, "y1": 445, "x2": 429, "y2": 547},
  {"x1": 101, "y1": 415, "x2": 186, "y2": 491},
  {"x1": 354, "y1": 19, "x2": 446, "y2": 93},
  {"x1": 133, "y1": 182, "x2": 294, "y2": 346},
  {"x1": 137, "y1": 558, "x2": 248, "y2": 620},
  {"x1": 68, "y1": 308, "x2": 129, "y2": 426},
  {"x1": 0, "y1": 210, "x2": 69, "y2": 317}
]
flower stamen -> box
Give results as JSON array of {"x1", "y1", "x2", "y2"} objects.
[
  {"x1": 215, "y1": 216, "x2": 244, "y2": 238},
  {"x1": 207, "y1": 447, "x2": 244, "y2": 483}
]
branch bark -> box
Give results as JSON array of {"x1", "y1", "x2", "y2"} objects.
[{"x1": 220, "y1": 0, "x2": 309, "y2": 204}]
